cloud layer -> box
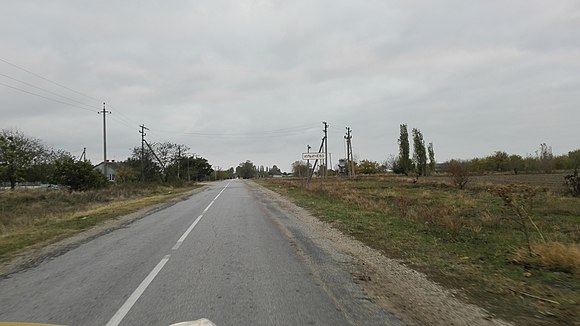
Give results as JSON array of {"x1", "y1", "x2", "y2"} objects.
[{"x1": 1, "y1": 0, "x2": 579, "y2": 171}]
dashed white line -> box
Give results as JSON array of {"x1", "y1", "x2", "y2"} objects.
[
  {"x1": 106, "y1": 181, "x2": 232, "y2": 326},
  {"x1": 105, "y1": 255, "x2": 171, "y2": 326}
]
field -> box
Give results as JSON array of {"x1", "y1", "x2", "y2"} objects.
[
  {"x1": 258, "y1": 173, "x2": 580, "y2": 325},
  {"x1": 0, "y1": 183, "x2": 201, "y2": 263}
]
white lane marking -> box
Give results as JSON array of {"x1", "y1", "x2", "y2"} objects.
[
  {"x1": 105, "y1": 255, "x2": 171, "y2": 326},
  {"x1": 172, "y1": 214, "x2": 203, "y2": 250},
  {"x1": 172, "y1": 181, "x2": 231, "y2": 250},
  {"x1": 106, "y1": 181, "x2": 233, "y2": 326}
]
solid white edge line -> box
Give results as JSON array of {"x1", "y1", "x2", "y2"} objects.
[{"x1": 105, "y1": 255, "x2": 171, "y2": 326}]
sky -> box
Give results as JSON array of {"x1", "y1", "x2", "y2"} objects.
[{"x1": 1, "y1": 0, "x2": 579, "y2": 172}]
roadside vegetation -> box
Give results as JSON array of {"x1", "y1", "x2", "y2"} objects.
[
  {"x1": 258, "y1": 174, "x2": 580, "y2": 325},
  {"x1": 0, "y1": 182, "x2": 201, "y2": 262}
]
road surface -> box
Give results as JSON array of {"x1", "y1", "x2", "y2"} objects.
[{"x1": 0, "y1": 180, "x2": 402, "y2": 325}]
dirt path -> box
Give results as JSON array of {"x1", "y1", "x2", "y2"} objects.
[{"x1": 252, "y1": 181, "x2": 512, "y2": 326}]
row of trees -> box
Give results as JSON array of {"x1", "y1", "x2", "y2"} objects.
[
  {"x1": 0, "y1": 129, "x2": 107, "y2": 190},
  {"x1": 394, "y1": 124, "x2": 435, "y2": 176},
  {"x1": 235, "y1": 160, "x2": 283, "y2": 179},
  {"x1": 119, "y1": 143, "x2": 214, "y2": 183},
  {"x1": 0, "y1": 129, "x2": 218, "y2": 191},
  {"x1": 448, "y1": 146, "x2": 580, "y2": 175}
]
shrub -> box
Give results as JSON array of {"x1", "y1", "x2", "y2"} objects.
[
  {"x1": 447, "y1": 160, "x2": 470, "y2": 189},
  {"x1": 564, "y1": 169, "x2": 580, "y2": 196}
]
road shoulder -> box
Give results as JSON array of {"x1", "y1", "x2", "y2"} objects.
[
  {"x1": 249, "y1": 180, "x2": 512, "y2": 326},
  {"x1": 0, "y1": 187, "x2": 206, "y2": 278}
]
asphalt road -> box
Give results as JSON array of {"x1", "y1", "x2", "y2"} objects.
[{"x1": 0, "y1": 180, "x2": 402, "y2": 325}]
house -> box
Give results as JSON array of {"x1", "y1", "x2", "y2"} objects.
[{"x1": 94, "y1": 160, "x2": 122, "y2": 182}]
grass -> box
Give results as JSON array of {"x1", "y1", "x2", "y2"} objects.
[
  {"x1": 0, "y1": 183, "x2": 201, "y2": 262},
  {"x1": 258, "y1": 175, "x2": 580, "y2": 325}
]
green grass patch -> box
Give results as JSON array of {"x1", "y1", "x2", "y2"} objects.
[
  {"x1": 259, "y1": 176, "x2": 580, "y2": 325},
  {"x1": 0, "y1": 183, "x2": 201, "y2": 261}
]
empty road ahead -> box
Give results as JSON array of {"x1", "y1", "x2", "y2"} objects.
[{"x1": 0, "y1": 180, "x2": 401, "y2": 325}]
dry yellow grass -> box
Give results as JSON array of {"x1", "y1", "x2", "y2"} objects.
[{"x1": 514, "y1": 242, "x2": 580, "y2": 275}]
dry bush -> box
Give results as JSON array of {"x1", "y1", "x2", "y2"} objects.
[
  {"x1": 448, "y1": 160, "x2": 470, "y2": 189},
  {"x1": 491, "y1": 184, "x2": 545, "y2": 254},
  {"x1": 397, "y1": 196, "x2": 409, "y2": 217},
  {"x1": 512, "y1": 242, "x2": 580, "y2": 275}
]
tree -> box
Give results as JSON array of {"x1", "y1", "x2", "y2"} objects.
[
  {"x1": 291, "y1": 161, "x2": 308, "y2": 178},
  {"x1": 412, "y1": 128, "x2": 427, "y2": 176},
  {"x1": 569, "y1": 149, "x2": 580, "y2": 169},
  {"x1": 397, "y1": 124, "x2": 412, "y2": 175},
  {"x1": 447, "y1": 160, "x2": 470, "y2": 189},
  {"x1": 427, "y1": 142, "x2": 436, "y2": 175},
  {"x1": 127, "y1": 147, "x2": 162, "y2": 182},
  {"x1": 183, "y1": 156, "x2": 213, "y2": 181},
  {"x1": 509, "y1": 154, "x2": 525, "y2": 174},
  {"x1": 269, "y1": 165, "x2": 282, "y2": 176},
  {"x1": 236, "y1": 160, "x2": 256, "y2": 179},
  {"x1": 52, "y1": 156, "x2": 107, "y2": 191},
  {"x1": 538, "y1": 143, "x2": 553, "y2": 173},
  {"x1": 358, "y1": 160, "x2": 381, "y2": 174},
  {"x1": 0, "y1": 129, "x2": 47, "y2": 189}
]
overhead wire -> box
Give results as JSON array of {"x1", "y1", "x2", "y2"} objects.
[
  {"x1": 0, "y1": 73, "x2": 100, "y2": 111},
  {"x1": 0, "y1": 80, "x2": 96, "y2": 113},
  {"x1": 0, "y1": 57, "x2": 329, "y2": 141},
  {"x1": 0, "y1": 57, "x2": 101, "y2": 104}
]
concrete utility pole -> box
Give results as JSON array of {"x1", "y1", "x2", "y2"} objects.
[
  {"x1": 323, "y1": 121, "x2": 328, "y2": 178},
  {"x1": 177, "y1": 145, "x2": 181, "y2": 180},
  {"x1": 345, "y1": 127, "x2": 355, "y2": 177},
  {"x1": 307, "y1": 144, "x2": 311, "y2": 181},
  {"x1": 98, "y1": 103, "x2": 111, "y2": 181},
  {"x1": 139, "y1": 124, "x2": 149, "y2": 181}
]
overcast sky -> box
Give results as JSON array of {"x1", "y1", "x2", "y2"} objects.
[{"x1": 1, "y1": 0, "x2": 579, "y2": 172}]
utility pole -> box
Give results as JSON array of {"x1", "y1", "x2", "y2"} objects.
[
  {"x1": 98, "y1": 103, "x2": 111, "y2": 181},
  {"x1": 177, "y1": 145, "x2": 181, "y2": 180},
  {"x1": 139, "y1": 124, "x2": 149, "y2": 181},
  {"x1": 78, "y1": 147, "x2": 86, "y2": 162},
  {"x1": 345, "y1": 127, "x2": 354, "y2": 177},
  {"x1": 307, "y1": 145, "x2": 311, "y2": 181},
  {"x1": 323, "y1": 121, "x2": 328, "y2": 178}
]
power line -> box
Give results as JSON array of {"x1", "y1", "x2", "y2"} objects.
[
  {"x1": 0, "y1": 81, "x2": 95, "y2": 112},
  {"x1": 0, "y1": 57, "x2": 101, "y2": 104},
  {"x1": 0, "y1": 72, "x2": 100, "y2": 111}
]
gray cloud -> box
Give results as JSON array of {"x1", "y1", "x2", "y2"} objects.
[{"x1": 1, "y1": 0, "x2": 579, "y2": 172}]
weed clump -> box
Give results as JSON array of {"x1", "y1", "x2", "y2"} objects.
[{"x1": 512, "y1": 242, "x2": 580, "y2": 275}]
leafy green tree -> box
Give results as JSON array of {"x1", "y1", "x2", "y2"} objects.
[
  {"x1": 52, "y1": 156, "x2": 107, "y2": 191},
  {"x1": 397, "y1": 124, "x2": 412, "y2": 175},
  {"x1": 427, "y1": 142, "x2": 436, "y2": 175},
  {"x1": 0, "y1": 129, "x2": 47, "y2": 189},
  {"x1": 412, "y1": 128, "x2": 427, "y2": 176},
  {"x1": 358, "y1": 160, "x2": 381, "y2": 174},
  {"x1": 182, "y1": 156, "x2": 213, "y2": 181},
  {"x1": 236, "y1": 160, "x2": 256, "y2": 179},
  {"x1": 127, "y1": 147, "x2": 162, "y2": 182}
]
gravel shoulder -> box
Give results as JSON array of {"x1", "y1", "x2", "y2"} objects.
[{"x1": 250, "y1": 180, "x2": 512, "y2": 326}]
